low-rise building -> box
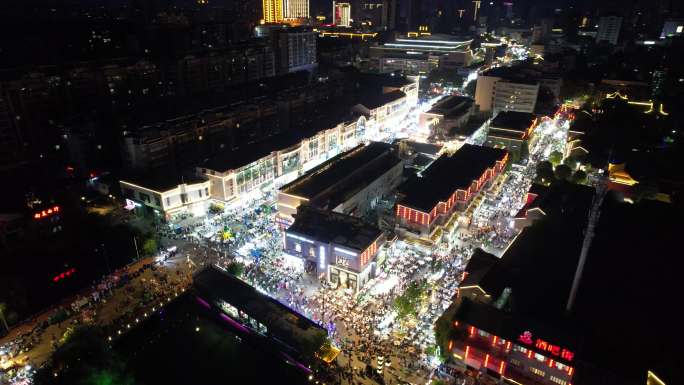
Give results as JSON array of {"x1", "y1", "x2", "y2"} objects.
[
  {"x1": 277, "y1": 141, "x2": 403, "y2": 225},
  {"x1": 120, "y1": 171, "x2": 211, "y2": 219},
  {"x1": 284, "y1": 205, "x2": 384, "y2": 291},
  {"x1": 352, "y1": 90, "x2": 408, "y2": 137},
  {"x1": 419, "y1": 95, "x2": 475, "y2": 139},
  {"x1": 485, "y1": 111, "x2": 537, "y2": 162},
  {"x1": 370, "y1": 34, "x2": 474, "y2": 75},
  {"x1": 396, "y1": 144, "x2": 508, "y2": 241},
  {"x1": 200, "y1": 116, "x2": 366, "y2": 206}
]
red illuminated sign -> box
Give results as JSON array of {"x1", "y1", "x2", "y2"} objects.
[
  {"x1": 34, "y1": 206, "x2": 60, "y2": 220},
  {"x1": 53, "y1": 267, "x2": 76, "y2": 283},
  {"x1": 518, "y1": 330, "x2": 574, "y2": 361}
]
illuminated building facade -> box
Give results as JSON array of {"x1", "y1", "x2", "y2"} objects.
[
  {"x1": 201, "y1": 116, "x2": 366, "y2": 209},
  {"x1": 284, "y1": 206, "x2": 384, "y2": 291},
  {"x1": 119, "y1": 174, "x2": 211, "y2": 219},
  {"x1": 333, "y1": 2, "x2": 352, "y2": 27},
  {"x1": 446, "y1": 299, "x2": 577, "y2": 385},
  {"x1": 263, "y1": 0, "x2": 284, "y2": 23},
  {"x1": 396, "y1": 145, "x2": 508, "y2": 240},
  {"x1": 283, "y1": 0, "x2": 309, "y2": 19},
  {"x1": 370, "y1": 34, "x2": 473, "y2": 75}
]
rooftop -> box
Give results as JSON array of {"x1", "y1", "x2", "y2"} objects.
[
  {"x1": 453, "y1": 184, "x2": 681, "y2": 384},
  {"x1": 357, "y1": 89, "x2": 406, "y2": 110},
  {"x1": 287, "y1": 205, "x2": 382, "y2": 251},
  {"x1": 489, "y1": 111, "x2": 536, "y2": 139},
  {"x1": 193, "y1": 266, "x2": 325, "y2": 354},
  {"x1": 399, "y1": 144, "x2": 508, "y2": 212},
  {"x1": 121, "y1": 168, "x2": 207, "y2": 192},
  {"x1": 427, "y1": 95, "x2": 473, "y2": 117},
  {"x1": 281, "y1": 142, "x2": 396, "y2": 200}
]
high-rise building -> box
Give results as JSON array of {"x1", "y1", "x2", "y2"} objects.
[
  {"x1": 381, "y1": 0, "x2": 397, "y2": 30},
  {"x1": 333, "y1": 2, "x2": 352, "y2": 27},
  {"x1": 272, "y1": 27, "x2": 318, "y2": 73},
  {"x1": 263, "y1": 0, "x2": 284, "y2": 23},
  {"x1": 284, "y1": 0, "x2": 309, "y2": 19},
  {"x1": 596, "y1": 15, "x2": 622, "y2": 45}
]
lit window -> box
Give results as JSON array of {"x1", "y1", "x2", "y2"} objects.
[
  {"x1": 535, "y1": 353, "x2": 546, "y2": 362},
  {"x1": 677, "y1": 26, "x2": 683, "y2": 33},
  {"x1": 529, "y1": 367, "x2": 546, "y2": 377},
  {"x1": 295, "y1": 243, "x2": 301, "y2": 252},
  {"x1": 549, "y1": 376, "x2": 567, "y2": 385},
  {"x1": 309, "y1": 247, "x2": 316, "y2": 257}
]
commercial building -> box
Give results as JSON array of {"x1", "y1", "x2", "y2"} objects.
[
  {"x1": 475, "y1": 68, "x2": 541, "y2": 115},
  {"x1": 120, "y1": 171, "x2": 211, "y2": 219},
  {"x1": 272, "y1": 27, "x2": 318, "y2": 73},
  {"x1": 283, "y1": 0, "x2": 309, "y2": 19},
  {"x1": 200, "y1": 115, "x2": 366, "y2": 206},
  {"x1": 193, "y1": 265, "x2": 327, "y2": 361},
  {"x1": 277, "y1": 141, "x2": 403, "y2": 224},
  {"x1": 369, "y1": 34, "x2": 473, "y2": 75},
  {"x1": 596, "y1": 16, "x2": 622, "y2": 45},
  {"x1": 439, "y1": 183, "x2": 679, "y2": 385},
  {"x1": 333, "y1": 2, "x2": 352, "y2": 27},
  {"x1": 263, "y1": 0, "x2": 284, "y2": 23},
  {"x1": 284, "y1": 205, "x2": 384, "y2": 291},
  {"x1": 352, "y1": 90, "x2": 408, "y2": 136},
  {"x1": 419, "y1": 95, "x2": 475, "y2": 139},
  {"x1": 484, "y1": 111, "x2": 537, "y2": 161},
  {"x1": 396, "y1": 144, "x2": 508, "y2": 241}
]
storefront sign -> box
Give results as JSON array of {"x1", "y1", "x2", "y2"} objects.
[{"x1": 518, "y1": 331, "x2": 574, "y2": 361}]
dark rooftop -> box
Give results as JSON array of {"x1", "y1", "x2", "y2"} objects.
[
  {"x1": 395, "y1": 139, "x2": 443, "y2": 156},
  {"x1": 357, "y1": 89, "x2": 406, "y2": 110},
  {"x1": 281, "y1": 142, "x2": 395, "y2": 199},
  {"x1": 451, "y1": 184, "x2": 681, "y2": 384},
  {"x1": 287, "y1": 206, "x2": 382, "y2": 251},
  {"x1": 399, "y1": 144, "x2": 508, "y2": 212},
  {"x1": 427, "y1": 95, "x2": 473, "y2": 117},
  {"x1": 121, "y1": 168, "x2": 207, "y2": 192},
  {"x1": 193, "y1": 266, "x2": 324, "y2": 354},
  {"x1": 490, "y1": 111, "x2": 536, "y2": 134}
]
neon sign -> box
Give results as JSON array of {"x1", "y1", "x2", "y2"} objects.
[
  {"x1": 518, "y1": 331, "x2": 574, "y2": 361},
  {"x1": 53, "y1": 267, "x2": 76, "y2": 283},
  {"x1": 34, "y1": 206, "x2": 60, "y2": 220}
]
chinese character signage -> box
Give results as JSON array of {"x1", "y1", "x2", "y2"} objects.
[{"x1": 517, "y1": 330, "x2": 574, "y2": 362}]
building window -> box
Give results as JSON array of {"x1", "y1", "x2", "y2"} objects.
[
  {"x1": 308, "y1": 247, "x2": 316, "y2": 257},
  {"x1": 529, "y1": 367, "x2": 546, "y2": 377},
  {"x1": 534, "y1": 353, "x2": 546, "y2": 362},
  {"x1": 166, "y1": 197, "x2": 171, "y2": 206},
  {"x1": 549, "y1": 376, "x2": 567, "y2": 385},
  {"x1": 154, "y1": 197, "x2": 161, "y2": 206},
  {"x1": 295, "y1": 243, "x2": 301, "y2": 252},
  {"x1": 205, "y1": 187, "x2": 209, "y2": 196}
]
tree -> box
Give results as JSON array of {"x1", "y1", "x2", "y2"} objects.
[
  {"x1": 535, "y1": 161, "x2": 555, "y2": 184},
  {"x1": 393, "y1": 280, "x2": 427, "y2": 319},
  {"x1": 227, "y1": 262, "x2": 245, "y2": 277},
  {"x1": 554, "y1": 164, "x2": 572, "y2": 181},
  {"x1": 548, "y1": 150, "x2": 563, "y2": 166},
  {"x1": 0, "y1": 302, "x2": 9, "y2": 332},
  {"x1": 34, "y1": 326, "x2": 135, "y2": 385},
  {"x1": 572, "y1": 170, "x2": 587, "y2": 184},
  {"x1": 142, "y1": 238, "x2": 157, "y2": 256},
  {"x1": 464, "y1": 80, "x2": 477, "y2": 97}
]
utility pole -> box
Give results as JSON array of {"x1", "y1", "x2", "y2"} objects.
[
  {"x1": 472, "y1": 0, "x2": 481, "y2": 22},
  {"x1": 133, "y1": 236, "x2": 141, "y2": 260},
  {"x1": 566, "y1": 177, "x2": 607, "y2": 313}
]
